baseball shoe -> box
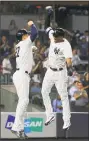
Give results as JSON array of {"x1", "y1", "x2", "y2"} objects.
[
  {"x1": 63, "y1": 122, "x2": 71, "y2": 130},
  {"x1": 11, "y1": 130, "x2": 28, "y2": 139},
  {"x1": 45, "y1": 115, "x2": 55, "y2": 126}
]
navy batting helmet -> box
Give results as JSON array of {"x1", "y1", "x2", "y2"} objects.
[
  {"x1": 53, "y1": 28, "x2": 65, "y2": 37},
  {"x1": 16, "y1": 29, "x2": 28, "y2": 41}
]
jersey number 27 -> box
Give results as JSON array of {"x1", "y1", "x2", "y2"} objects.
[{"x1": 16, "y1": 47, "x2": 20, "y2": 57}]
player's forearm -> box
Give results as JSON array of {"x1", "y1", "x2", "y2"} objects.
[
  {"x1": 46, "y1": 27, "x2": 54, "y2": 42},
  {"x1": 45, "y1": 14, "x2": 51, "y2": 29},
  {"x1": 44, "y1": 6, "x2": 54, "y2": 42},
  {"x1": 66, "y1": 58, "x2": 75, "y2": 76},
  {"x1": 45, "y1": 6, "x2": 53, "y2": 29},
  {"x1": 28, "y1": 21, "x2": 38, "y2": 42},
  {"x1": 30, "y1": 24, "x2": 38, "y2": 42},
  {"x1": 66, "y1": 58, "x2": 72, "y2": 67}
]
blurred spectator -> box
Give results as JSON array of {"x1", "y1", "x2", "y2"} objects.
[
  {"x1": 74, "y1": 81, "x2": 88, "y2": 106},
  {"x1": 52, "y1": 95, "x2": 63, "y2": 113},
  {"x1": 31, "y1": 75, "x2": 41, "y2": 93},
  {"x1": 33, "y1": 39, "x2": 47, "y2": 81},
  {"x1": 82, "y1": 72, "x2": 89, "y2": 97},
  {"x1": 0, "y1": 36, "x2": 11, "y2": 61},
  {"x1": 32, "y1": 46, "x2": 38, "y2": 53},
  {"x1": 31, "y1": 83, "x2": 41, "y2": 93},
  {"x1": 32, "y1": 94, "x2": 44, "y2": 108},
  {"x1": 2, "y1": 52, "x2": 12, "y2": 74},
  {"x1": 42, "y1": 57, "x2": 49, "y2": 72},
  {"x1": 69, "y1": 81, "x2": 88, "y2": 106},
  {"x1": 32, "y1": 74, "x2": 41, "y2": 84},
  {"x1": 72, "y1": 48, "x2": 81, "y2": 70},
  {"x1": 9, "y1": 47, "x2": 16, "y2": 74},
  {"x1": 69, "y1": 80, "x2": 79, "y2": 102},
  {"x1": 84, "y1": 30, "x2": 89, "y2": 42},
  {"x1": 35, "y1": 39, "x2": 42, "y2": 51},
  {"x1": 68, "y1": 72, "x2": 81, "y2": 88},
  {"x1": 79, "y1": 35, "x2": 88, "y2": 60},
  {"x1": 0, "y1": 65, "x2": 3, "y2": 73},
  {"x1": 8, "y1": 19, "x2": 18, "y2": 35},
  {"x1": 34, "y1": 39, "x2": 42, "y2": 62},
  {"x1": 8, "y1": 19, "x2": 18, "y2": 43}
]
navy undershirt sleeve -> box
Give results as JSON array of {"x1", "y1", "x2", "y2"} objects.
[{"x1": 30, "y1": 24, "x2": 38, "y2": 42}]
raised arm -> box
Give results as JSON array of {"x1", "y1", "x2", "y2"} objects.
[
  {"x1": 44, "y1": 6, "x2": 54, "y2": 43},
  {"x1": 27, "y1": 21, "x2": 38, "y2": 42}
]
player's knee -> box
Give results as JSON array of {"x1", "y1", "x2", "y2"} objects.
[
  {"x1": 41, "y1": 84, "x2": 50, "y2": 94},
  {"x1": 24, "y1": 98, "x2": 29, "y2": 104},
  {"x1": 60, "y1": 93, "x2": 68, "y2": 101},
  {"x1": 20, "y1": 97, "x2": 29, "y2": 105},
  {"x1": 41, "y1": 88, "x2": 47, "y2": 96}
]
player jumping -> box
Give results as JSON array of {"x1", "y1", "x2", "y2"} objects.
[
  {"x1": 41, "y1": 6, "x2": 73, "y2": 130},
  {"x1": 11, "y1": 21, "x2": 38, "y2": 139}
]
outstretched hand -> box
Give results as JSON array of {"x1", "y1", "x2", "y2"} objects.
[{"x1": 27, "y1": 21, "x2": 34, "y2": 27}]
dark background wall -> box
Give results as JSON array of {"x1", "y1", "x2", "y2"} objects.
[{"x1": 57, "y1": 113, "x2": 89, "y2": 138}]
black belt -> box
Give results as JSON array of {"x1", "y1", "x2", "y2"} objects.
[
  {"x1": 16, "y1": 68, "x2": 30, "y2": 75},
  {"x1": 50, "y1": 67, "x2": 63, "y2": 71}
]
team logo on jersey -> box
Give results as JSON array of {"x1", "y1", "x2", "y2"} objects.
[
  {"x1": 5, "y1": 115, "x2": 43, "y2": 133},
  {"x1": 54, "y1": 47, "x2": 60, "y2": 54}
]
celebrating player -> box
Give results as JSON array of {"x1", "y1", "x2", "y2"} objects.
[
  {"x1": 11, "y1": 21, "x2": 38, "y2": 139},
  {"x1": 41, "y1": 6, "x2": 73, "y2": 130}
]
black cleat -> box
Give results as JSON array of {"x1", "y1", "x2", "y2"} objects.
[
  {"x1": 11, "y1": 130, "x2": 28, "y2": 139},
  {"x1": 45, "y1": 116, "x2": 55, "y2": 126}
]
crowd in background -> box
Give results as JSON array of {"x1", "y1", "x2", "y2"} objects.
[
  {"x1": 0, "y1": 27, "x2": 89, "y2": 112},
  {"x1": 0, "y1": 2, "x2": 89, "y2": 16},
  {"x1": 0, "y1": 2, "x2": 89, "y2": 112}
]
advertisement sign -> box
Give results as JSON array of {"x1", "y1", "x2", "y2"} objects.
[
  {"x1": 1, "y1": 112, "x2": 56, "y2": 138},
  {"x1": 5, "y1": 115, "x2": 43, "y2": 133}
]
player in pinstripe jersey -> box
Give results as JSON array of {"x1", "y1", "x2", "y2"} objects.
[
  {"x1": 11, "y1": 21, "x2": 38, "y2": 139},
  {"x1": 41, "y1": 6, "x2": 73, "y2": 130}
]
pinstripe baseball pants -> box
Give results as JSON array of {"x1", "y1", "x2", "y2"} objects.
[
  {"x1": 12, "y1": 70, "x2": 30, "y2": 131},
  {"x1": 41, "y1": 67, "x2": 71, "y2": 123}
]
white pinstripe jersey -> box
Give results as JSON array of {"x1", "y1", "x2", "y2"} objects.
[
  {"x1": 15, "y1": 37, "x2": 34, "y2": 73},
  {"x1": 47, "y1": 27, "x2": 73, "y2": 69}
]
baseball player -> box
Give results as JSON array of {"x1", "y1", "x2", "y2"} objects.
[
  {"x1": 11, "y1": 21, "x2": 38, "y2": 139},
  {"x1": 41, "y1": 6, "x2": 73, "y2": 130}
]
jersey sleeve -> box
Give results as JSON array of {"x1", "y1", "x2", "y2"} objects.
[
  {"x1": 25, "y1": 24, "x2": 38, "y2": 44},
  {"x1": 30, "y1": 24, "x2": 38, "y2": 42},
  {"x1": 46, "y1": 27, "x2": 54, "y2": 43},
  {"x1": 63, "y1": 41, "x2": 73, "y2": 59}
]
